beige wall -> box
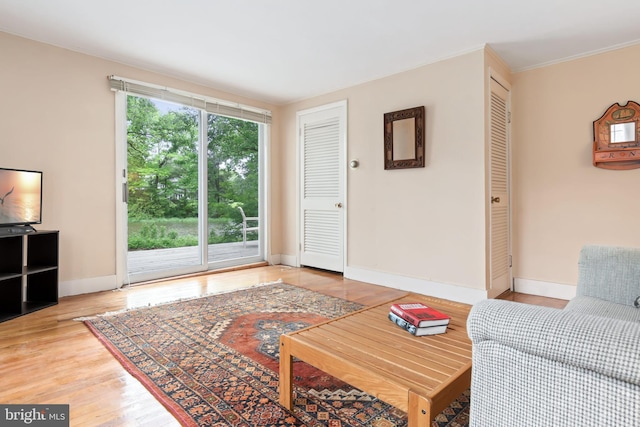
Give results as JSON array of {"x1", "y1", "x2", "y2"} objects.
[
  {"x1": 279, "y1": 50, "x2": 491, "y2": 296},
  {"x1": 512, "y1": 44, "x2": 640, "y2": 288},
  {"x1": 0, "y1": 32, "x2": 278, "y2": 294}
]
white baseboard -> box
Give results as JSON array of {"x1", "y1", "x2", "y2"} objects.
[
  {"x1": 268, "y1": 254, "x2": 281, "y2": 265},
  {"x1": 60, "y1": 275, "x2": 117, "y2": 297},
  {"x1": 208, "y1": 253, "x2": 577, "y2": 303},
  {"x1": 344, "y1": 266, "x2": 488, "y2": 305},
  {"x1": 513, "y1": 278, "x2": 576, "y2": 300},
  {"x1": 277, "y1": 254, "x2": 298, "y2": 267}
]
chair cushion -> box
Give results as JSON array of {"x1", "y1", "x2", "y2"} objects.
[{"x1": 577, "y1": 245, "x2": 640, "y2": 306}]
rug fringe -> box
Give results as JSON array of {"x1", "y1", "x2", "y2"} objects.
[{"x1": 74, "y1": 278, "x2": 284, "y2": 321}]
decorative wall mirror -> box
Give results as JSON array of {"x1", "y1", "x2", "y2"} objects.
[
  {"x1": 593, "y1": 101, "x2": 640, "y2": 170},
  {"x1": 384, "y1": 106, "x2": 425, "y2": 170}
]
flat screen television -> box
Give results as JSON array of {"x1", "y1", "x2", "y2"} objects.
[{"x1": 0, "y1": 167, "x2": 43, "y2": 229}]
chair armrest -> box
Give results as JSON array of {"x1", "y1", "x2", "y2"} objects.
[
  {"x1": 468, "y1": 299, "x2": 640, "y2": 385},
  {"x1": 577, "y1": 245, "x2": 640, "y2": 306}
]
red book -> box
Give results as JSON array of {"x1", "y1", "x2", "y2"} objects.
[{"x1": 389, "y1": 302, "x2": 450, "y2": 328}]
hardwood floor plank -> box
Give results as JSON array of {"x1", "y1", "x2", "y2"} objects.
[{"x1": 0, "y1": 265, "x2": 566, "y2": 426}]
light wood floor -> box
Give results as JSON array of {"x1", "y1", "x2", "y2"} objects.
[{"x1": 0, "y1": 266, "x2": 567, "y2": 426}]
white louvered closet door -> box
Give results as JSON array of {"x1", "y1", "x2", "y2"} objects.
[
  {"x1": 298, "y1": 102, "x2": 346, "y2": 272},
  {"x1": 489, "y1": 76, "x2": 511, "y2": 294}
]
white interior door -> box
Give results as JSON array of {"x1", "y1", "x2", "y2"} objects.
[
  {"x1": 489, "y1": 75, "x2": 511, "y2": 294},
  {"x1": 298, "y1": 101, "x2": 346, "y2": 272}
]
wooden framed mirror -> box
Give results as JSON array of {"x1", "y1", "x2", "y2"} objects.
[
  {"x1": 593, "y1": 101, "x2": 640, "y2": 170},
  {"x1": 384, "y1": 106, "x2": 425, "y2": 170}
]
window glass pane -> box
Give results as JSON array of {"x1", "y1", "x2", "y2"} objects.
[
  {"x1": 126, "y1": 96, "x2": 202, "y2": 276},
  {"x1": 207, "y1": 114, "x2": 260, "y2": 262}
]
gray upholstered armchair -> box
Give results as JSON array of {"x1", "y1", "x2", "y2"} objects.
[{"x1": 467, "y1": 245, "x2": 640, "y2": 427}]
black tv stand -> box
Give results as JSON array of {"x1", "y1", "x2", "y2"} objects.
[{"x1": 0, "y1": 230, "x2": 59, "y2": 322}]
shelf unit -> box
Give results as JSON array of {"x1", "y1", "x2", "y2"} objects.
[{"x1": 0, "y1": 230, "x2": 59, "y2": 322}]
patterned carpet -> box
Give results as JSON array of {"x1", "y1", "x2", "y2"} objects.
[{"x1": 85, "y1": 283, "x2": 469, "y2": 426}]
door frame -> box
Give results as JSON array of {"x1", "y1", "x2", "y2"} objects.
[
  {"x1": 295, "y1": 100, "x2": 348, "y2": 271},
  {"x1": 115, "y1": 91, "x2": 127, "y2": 287}
]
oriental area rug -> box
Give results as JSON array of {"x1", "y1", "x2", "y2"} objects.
[{"x1": 84, "y1": 283, "x2": 469, "y2": 426}]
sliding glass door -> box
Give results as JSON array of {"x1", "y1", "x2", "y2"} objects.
[{"x1": 120, "y1": 94, "x2": 265, "y2": 284}]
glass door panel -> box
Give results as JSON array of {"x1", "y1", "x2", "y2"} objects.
[
  {"x1": 126, "y1": 96, "x2": 205, "y2": 281},
  {"x1": 206, "y1": 114, "x2": 262, "y2": 267}
]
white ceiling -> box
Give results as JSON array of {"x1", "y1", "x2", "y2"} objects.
[{"x1": 1, "y1": 0, "x2": 640, "y2": 105}]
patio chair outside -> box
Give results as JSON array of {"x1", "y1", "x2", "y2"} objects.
[{"x1": 238, "y1": 207, "x2": 258, "y2": 247}]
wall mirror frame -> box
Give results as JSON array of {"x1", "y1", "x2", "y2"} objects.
[
  {"x1": 593, "y1": 101, "x2": 640, "y2": 170},
  {"x1": 384, "y1": 106, "x2": 425, "y2": 170}
]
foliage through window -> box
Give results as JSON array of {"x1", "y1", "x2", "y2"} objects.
[{"x1": 126, "y1": 95, "x2": 259, "y2": 250}]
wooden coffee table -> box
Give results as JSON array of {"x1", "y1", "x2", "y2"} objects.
[{"x1": 279, "y1": 294, "x2": 472, "y2": 427}]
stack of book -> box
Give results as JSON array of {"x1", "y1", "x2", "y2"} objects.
[{"x1": 388, "y1": 302, "x2": 450, "y2": 336}]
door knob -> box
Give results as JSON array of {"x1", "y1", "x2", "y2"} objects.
[
  {"x1": 491, "y1": 196, "x2": 500, "y2": 204},
  {"x1": 335, "y1": 202, "x2": 343, "y2": 208}
]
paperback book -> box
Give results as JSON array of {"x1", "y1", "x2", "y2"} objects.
[
  {"x1": 389, "y1": 302, "x2": 450, "y2": 328},
  {"x1": 388, "y1": 311, "x2": 448, "y2": 336}
]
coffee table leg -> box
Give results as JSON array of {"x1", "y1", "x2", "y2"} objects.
[
  {"x1": 408, "y1": 390, "x2": 431, "y2": 427},
  {"x1": 279, "y1": 335, "x2": 293, "y2": 410}
]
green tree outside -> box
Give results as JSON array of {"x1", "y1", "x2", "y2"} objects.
[{"x1": 126, "y1": 96, "x2": 259, "y2": 250}]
